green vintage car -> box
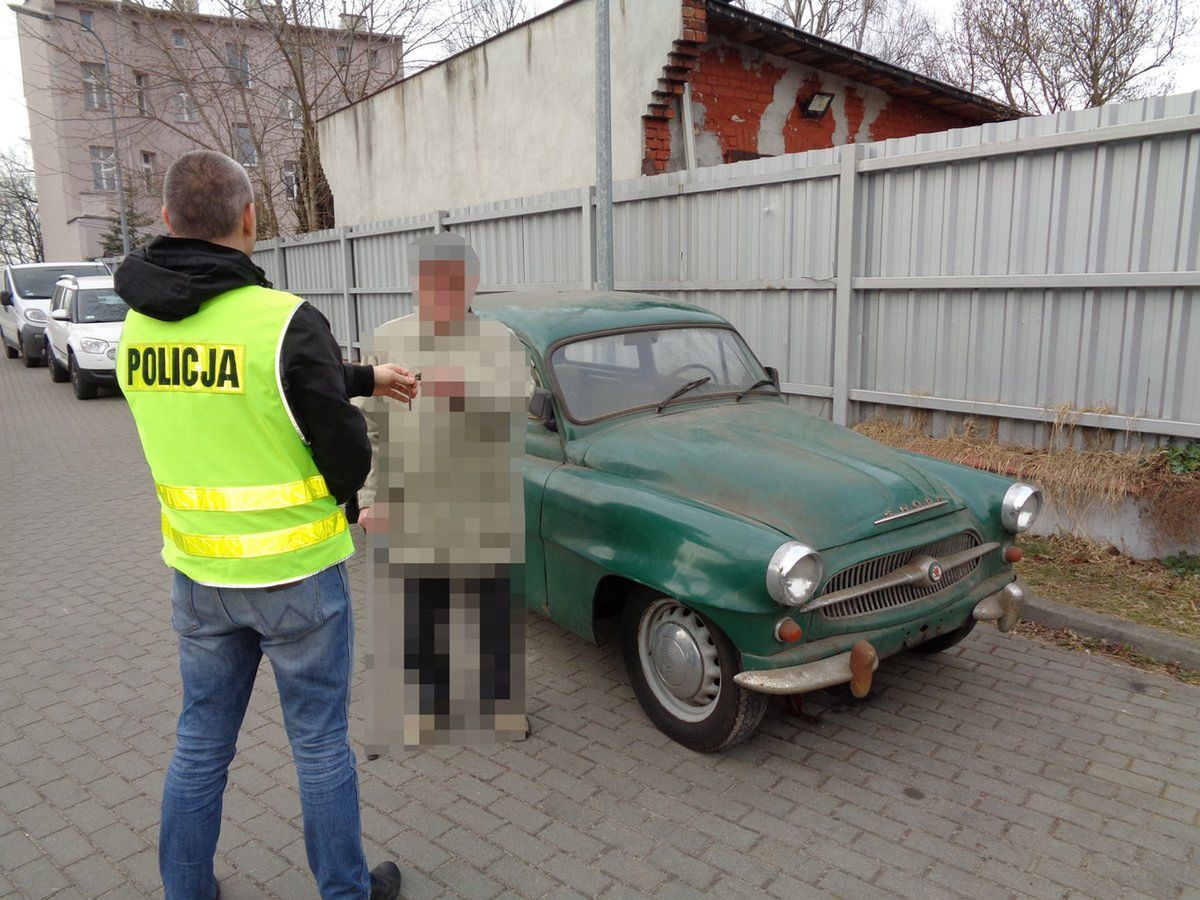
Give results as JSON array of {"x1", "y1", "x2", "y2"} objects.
[{"x1": 474, "y1": 291, "x2": 1040, "y2": 752}]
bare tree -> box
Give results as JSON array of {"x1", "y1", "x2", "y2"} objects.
[
  {"x1": 26, "y1": 0, "x2": 463, "y2": 239},
  {"x1": 730, "y1": 0, "x2": 942, "y2": 76},
  {"x1": 440, "y1": 0, "x2": 530, "y2": 54},
  {"x1": 944, "y1": 0, "x2": 1194, "y2": 113},
  {"x1": 0, "y1": 146, "x2": 44, "y2": 265}
]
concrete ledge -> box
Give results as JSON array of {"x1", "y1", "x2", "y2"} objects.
[{"x1": 1022, "y1": 595, "x2": 1200, "y2": 671}]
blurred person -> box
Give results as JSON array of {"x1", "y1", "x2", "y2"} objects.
[
  {"x1": 356, "y1": 232, "x2": 528, "y2": 749},
  {"x1": 114, "y1": 150, "x2": 415, "y2": 900}
]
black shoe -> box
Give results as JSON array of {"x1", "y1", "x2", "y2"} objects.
[{"x1": 369, "y1": 861, "x2": 402, "y2": 900}]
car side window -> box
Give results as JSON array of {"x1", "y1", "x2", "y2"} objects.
[
  {"x1": 65, "y1": 290, "x2": 76, "y2": 320},
  {"x1": 51, "y1": 286, "x2": 65, "y2": 311}
]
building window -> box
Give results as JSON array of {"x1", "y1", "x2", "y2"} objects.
[
  {"x1": 90, "y1": 146, "x2": 116, "y2": 192},
  {"x1": 233, "y1": 124, "x2": 257, "y2": 166},
  {"x1": 369, "y1": 49, "x2": 379, "y2": 65},
  {"x1": 79, "y1": 10, "x2": 93, "y2": 29},
  {"x1": 171, "y1": 82, "x2": 197, "y2": 123},
  {"x1": 282, "y1": 162, "x2": 299, "y2": 201},
  {"x1": 281, "y1": 92, "x2": 303, "y2": 129},
  {"x1": 225, "y1": 43, "x2": 251, "y2": 87},
  {"x1": 140, "y1": 151, "x2": 157, "y2": 191},
  {"x1": 336, "y1": 46, "x2": 349, "y2": 64},
  {"x1": 134, "y1": 72, "x2": 148, "y2": 116},
  {"x1": 172, "y1": 29, "x2": 187, "y2": 48},
  {"x1": 82, "y1": 63, "x2": 108, "y2": 111}
]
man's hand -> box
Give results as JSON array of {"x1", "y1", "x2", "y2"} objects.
[
  {"x1": 372, "y1": 364, "x2": 419, "y2": 402},
  {"x1": 358, "y1": 504, "x2": 388, "y2": 533}
]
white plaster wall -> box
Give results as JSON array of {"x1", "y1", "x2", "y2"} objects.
[
  {"x1": 319, "y1": 0, "x2": 683, "y2": 225},
  {"x1": 1032, "y1": 497, "x2": 1198, "y2": 561}
]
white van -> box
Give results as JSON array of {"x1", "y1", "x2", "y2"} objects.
[
  {"x1": 0, "y1": 261, "x2": 111, "y2": 367},
  {"x1": 45, "y1": 275, "x2": 129, "y2": 400}
]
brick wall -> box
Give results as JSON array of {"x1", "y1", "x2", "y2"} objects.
[{"x1": 642, "y1": 4, "x2": 976, "y2": 171}]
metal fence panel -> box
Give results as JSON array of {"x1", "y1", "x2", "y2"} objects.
[{"x1": 254, "y1": 90, "x2": 1200, "y2": 447}]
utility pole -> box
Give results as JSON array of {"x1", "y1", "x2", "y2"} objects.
[
  {"x1": 10, "y1": 3, "x2": 131, "y2": 256},
  {"x1": 594, "y1": 0, "x2": 614, "y2": 291}
]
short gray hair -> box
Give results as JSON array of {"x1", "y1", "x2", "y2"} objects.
[
  {"x1": 407, "y1": 232, "x2": 480, "y2": 278},
  {"x1": 163, "y1": 150, "x2": 254, "y2": 240}
]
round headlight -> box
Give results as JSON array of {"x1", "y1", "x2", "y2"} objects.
[
  {"x1": 24, "y1": 308, "x2": 46, "y2": 324},
  {"x1": 1001, "y1": 482, "x2": 1043, "y2": 533},
  {"x1": 766, "y1": 541, "x2": 823, "y2": 607}
]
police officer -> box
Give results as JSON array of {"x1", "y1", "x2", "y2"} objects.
[{"x1": 115, "y1": 150, "x2": 414, "y2": 900}]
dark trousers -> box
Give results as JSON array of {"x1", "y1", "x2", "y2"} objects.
[{"x1": 402, "y1": 570, "x2": 513, "y2": 717}]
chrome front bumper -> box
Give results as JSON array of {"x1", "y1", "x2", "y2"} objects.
[{"x1": 734, "y1": 579, "x2": 1027, "y2": 697}]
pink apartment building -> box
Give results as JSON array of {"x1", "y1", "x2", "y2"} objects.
[{"x1": 15, "y1": 0, "x2": 401, "y2": 260}]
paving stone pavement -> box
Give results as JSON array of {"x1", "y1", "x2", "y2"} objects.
[{"x1": 2, "y1": 357, "x2": 1200, "y2": 900}]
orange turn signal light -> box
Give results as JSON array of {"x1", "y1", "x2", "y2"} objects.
[
  {"x1": 1003, "y1": 545, "x2": 1023, "y2": 563},
  {"x1": 775, "y1": 618, "x2": 803, "y2": 643}
]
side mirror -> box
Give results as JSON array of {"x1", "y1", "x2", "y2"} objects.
[
  {"x1": 764, "y1": 366, "x2": 780, "y2": 388},
  {"x1": 0, "y1": 290, "x2": 11, "y2": 307},
  {"x1": 528, "y1": 386, "x2": 557, "y2": 431},
  {"x1": 50, "y1": 308, "x2": 70, "y2": 321}
]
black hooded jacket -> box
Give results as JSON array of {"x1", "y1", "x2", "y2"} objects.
[{"x1": 115, "y1": 236, "x2": 374, "y2": 504}]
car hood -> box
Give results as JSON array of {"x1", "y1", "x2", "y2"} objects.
[
  {"x1": 75, "y1": 321, "x2": 125, "y2": 339},
  {"x1": 579, "y1": 401, "x2": 964, "y2": 549}
]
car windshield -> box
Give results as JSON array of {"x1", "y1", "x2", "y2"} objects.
[
  {"x1": 77, "y1": 289, "x2": 129, "y2": 323},
  {"x1": 11, "y1": 265, "x2": 108, "y2": 299},
  {"x1": 549, "y1": 326, "x2": 770, "y2": 422}
]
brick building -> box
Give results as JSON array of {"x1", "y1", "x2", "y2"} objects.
[
  {"x1": 15, "y1": 0, "x2": 401, "y2": 260},
  {"x1": 319, "y1": 0, "x2": 1015, "y2": 226}
]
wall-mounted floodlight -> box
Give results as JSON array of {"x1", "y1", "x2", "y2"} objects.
[{"x1": 800, "y1": 91, "x2": 835, "y2": 119}]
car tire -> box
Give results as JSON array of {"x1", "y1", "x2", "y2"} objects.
[
  {"x1": 69, "y1": 353, "x2": 98, "y2": 400},
  {"x1": 22, "y1": 339, "x2": 41, "y2": 367},
  {"x1": 910, "y1": 617, "x2": 976, "y2": 655},
  {"x1": 48, "y1": 349, "x2": 69, "y2": 383},
  {"x1": 621, "y1": 594, "x2": 768, "y2": 753},
  {"x1": 1, "y1": 328, "x2": 17, "y2": 358}
]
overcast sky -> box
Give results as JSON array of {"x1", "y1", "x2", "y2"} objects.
[{"x1": 2, "y1": 0, "x2": 1199, "y2": 156}]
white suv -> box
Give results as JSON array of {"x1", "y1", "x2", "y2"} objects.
[
  {"x1": 45, "y1": 275, "x2": 129, "y2": 399},
  {"x1": 0, "y1": 261, "x2": 110, "y2": 367}
]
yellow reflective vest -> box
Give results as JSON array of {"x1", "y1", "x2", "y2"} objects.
[{"x1": 117, "y1": 285, "x2": 354, "y2": 587}]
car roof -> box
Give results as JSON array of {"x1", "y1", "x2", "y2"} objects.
[
  {"x1": 471, "y1": 291, "x2": 729, "y2": 351},
  {"x1": 7, "y1": 261, "x2": 106, "y2": 270},
  {"x1": 70, "y1": 276, "x2": 115, "y2": 289}
]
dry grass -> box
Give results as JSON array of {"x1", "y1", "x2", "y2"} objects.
[
  {"x1": 1018, "y1": 533, "x2": 1200, "y2": 641},
  {"x1": 854, "y1": 416, "x2": 1200, "y2": 546},
  {"x1": 1014, "y1": 621, "x2": 1200, "y2": 686}
]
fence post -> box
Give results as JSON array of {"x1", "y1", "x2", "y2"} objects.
[
  {"x1": 275, "y1": 241, "x2": 288, "y2": 292},
  {"x1": 338, "y1": 226, "x2": 356, "y2": 361},
  {"x1": 832, "y1": 143, "x2": 858, "y2": 426},
  {"x1": 581, "y1": 186, "x2": 596, "y2": 289},
  {"x1": 433, "y1": 210, "x2": 448, "y2": 233}
]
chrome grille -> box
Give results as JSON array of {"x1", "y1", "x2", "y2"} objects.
[{"x1": 819, "y1": 531, "x2": 982, "y2": 620}]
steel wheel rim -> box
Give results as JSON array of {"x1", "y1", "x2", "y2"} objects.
[{"x1": 637, "y1": 598, "x2": 722, "y2": 723}]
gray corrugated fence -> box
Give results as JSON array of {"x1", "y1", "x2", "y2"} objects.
[{"x1": 254, "y1": 90, "x2": 1200, "y2": 449}]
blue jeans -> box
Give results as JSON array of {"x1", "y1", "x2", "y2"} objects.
[{"x1": 160, "y1": 563, "x2": 370, "y2": 900}]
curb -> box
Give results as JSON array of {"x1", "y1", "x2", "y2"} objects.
[{"x1": 1022, "y1": 595, "x2": 1200, "y2": 671}]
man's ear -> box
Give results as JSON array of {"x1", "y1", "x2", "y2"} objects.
[
  {"x1": 243, "y1": 202, "x2": 255, "y2": 237},
  {"x1": 162, "y1": 206, "x2": 173, "y2": 234}
]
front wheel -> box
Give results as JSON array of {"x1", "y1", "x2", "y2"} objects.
[
  {"x1": 70, "y1": 354, "x2": 98, "y2": 400},
  {"x1": 1, "y1": 328, "x2": 17, "y2": 359},
  {"x1": 48, "y1": 348, "x2": 68, "y2": 383},
  {"x1": 22, "y1": 337, "x2": 41, "y2": 367},
  {"x1": 621, "y1": 595, "x2": 767, "y2": 752}
]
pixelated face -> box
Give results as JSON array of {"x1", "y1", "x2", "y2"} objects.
[{"x1": 412, "y1": 260, "x2": 479, "y2": 324}]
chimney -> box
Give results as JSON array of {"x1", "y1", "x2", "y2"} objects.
[{"x1": 339, "y1": 3, "x2": 365, "y2": 31}]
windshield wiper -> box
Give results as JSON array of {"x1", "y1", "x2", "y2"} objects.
[
  {"x1": 735, "y1": 378, "x2": 781, "y2": 402},
  {"x1": 656, "y1": 376, "x2": 711, "y2": 413}
]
